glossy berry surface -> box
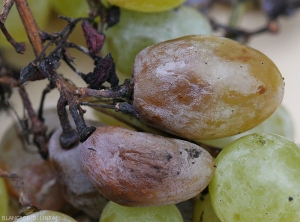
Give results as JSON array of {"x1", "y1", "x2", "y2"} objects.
[
  {"x1": 209, "y1": 133, "x2": 300, "y2": 222},
  {"x1": 105, "y1": 0, "x2": 185, "y2": 12}
]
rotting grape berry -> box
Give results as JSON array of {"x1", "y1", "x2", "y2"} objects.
[
  {"x1": 79, "y1": 126, "x2": 215, "y2": 207},
  {"x1": 49, "y1": 125, "x2": 108, "y2": 219},
  {"x1": 133, "y1": 35, "x2": 284, "y2": 140}
]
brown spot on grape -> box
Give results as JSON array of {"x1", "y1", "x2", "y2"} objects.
[
  {"x1": 257, "y1": 85, "x2": 266, "y2": 94},
  {"x1": 289, "y1": 196, "x2": 293, "y2": 201}
]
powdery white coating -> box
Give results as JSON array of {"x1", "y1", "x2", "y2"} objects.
[
  {"x1": 79, "y1": 126, "x2": 215, "y2": 207},
  {"x1": 209, "y1": 133, "x2": 300, "y2": 222},
  {"x1": 49, "y1": 126, "x2": 108, "y2": 219},
  {"x1": 133, "y1": 35, "x2": 284, "y2": 140},
  {"x1": 15, "y1": 210, "x2": 76, "y2": 222}
]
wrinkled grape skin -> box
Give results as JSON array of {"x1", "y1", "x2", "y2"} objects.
[
  {"x1": 133, "y1": 35, "x2": 284, "y2": 140},
  {"x1": 0, "y1": 108, "x2": 66, "y2": 211},
  {"x1": 209, "y1": 133, "x2": 300, "y2": 222},
  {"x1": 49, "y1": 126, "x2": 108, "y2": 219},
  {"x1": 105, "y1": 0, "x2": 185, "y2": 12},
  {"x1": 102, "y1": 6, "x2": 211, "y2": 76},
  {"x1": 99, "y1": 201, "x2": 183, "y2": 222},
  {"x1": 80, "y1": 126, "x2": 214, "y2": 207}
]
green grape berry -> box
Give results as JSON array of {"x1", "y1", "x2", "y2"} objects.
[
  {"x1": 102, "y1": 6, "x2": 211, "y2": 76},
  {"x1": 99, "y1": 201, "x2": 183, "y2": 222},
  {"x1": 199, "y1": 105, "x2": 294, "y2": 148},
  {"x1": 209, "y1": 133, "x2": 300, "y2": 222},
  {"x1": 105, "y1": 0, "x2": 185, "y2": 13},
  {"x1": 133, "y1": 35, "x2": 284, "y2": 140},
  {"x1": 52, "y1": 0, "x2": 89, "y2": 18},
  {"x1": 15, "y1": 210, "x2": 77, "y2": 222},
  {"x1": 193, "y1": 192, "x2": 221, "y2": 222},
  {"x1": 0, "y1": 178, "x2": 8, "y2": 221}
]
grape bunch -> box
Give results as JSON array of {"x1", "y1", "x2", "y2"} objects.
[{"x1": 0, "y1": 0, "x2": 299, "y2": 222}]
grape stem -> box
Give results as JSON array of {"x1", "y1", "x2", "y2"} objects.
[
  {"x1": 0, "y1": 0, "x2": 14, "y2": 23},
  {"x1": 0, "y1": 0, "x2": 26, "y2": 53},
  {"x1": 210, "y1": 17, "x2": 278, "y2": 43},
  {"x1": 14, "y1": 0, "x2": 43, "y2": 56},
  {"x1": 0, "y1": 168, "x2": 34, "y2": 211}
]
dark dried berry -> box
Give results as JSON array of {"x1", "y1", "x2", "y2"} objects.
[{"x1": 82, "y1": 20, "x2": 105, "y2": 56}]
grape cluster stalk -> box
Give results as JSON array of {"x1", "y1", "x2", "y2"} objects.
[{"x1": 0, "y1": 0, "x2": 300, "y2": 222}]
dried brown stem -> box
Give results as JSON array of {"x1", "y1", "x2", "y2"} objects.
[
  {"x1": 18, "y1": 85, "x2": 48, "y2": 159},
  {"x1": 75, "y1": 78, "x2": 134, "y2": 100},
  {"x1": 7, "y1": 0, "x2": 51, "y2": 159},
  {"x1": 0, "y1": 75, "x2": 19, "y2": 87},
  {"x1": 14, "y1": 0, "x2": 43, "y2": 56},
  {"x1": 0, "y1": 23, "x2": 26, "y2": 53},
  {"x1": 0, "y1": 168, "x2": 32, "y2": 209},
  {"x1": 0, "y1": 0, "x2": 14, "y2": 23},
  {"x1": 55, "y1": 74, "x2": 95, "y2": 144}
]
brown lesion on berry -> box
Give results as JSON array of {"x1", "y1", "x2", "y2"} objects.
[{"x1": 257, "y1": 85, "x2": 266, "y2": 94}]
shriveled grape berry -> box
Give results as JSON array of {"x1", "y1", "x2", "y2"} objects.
[
  {"x1": 49, "y1": 126, "x2": 108, "y2": 219},
  {"x1": 80, "y1": 126, "x2": 214, "y2": 207},
  {"x1": 133, "y1": 35, "x2": 284, "y2": 140}
]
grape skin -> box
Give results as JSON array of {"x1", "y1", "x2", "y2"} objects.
[
  {"x1": 99, "y1": 201, "x2": 183, "y2": 222},
  {"x1": 105, "y1": 0, "x2": 185, "y2": 13},
  {"x1": 209, "y1": 133, "x2": 300, "y2": 222},
  {"x1": 52, "y1": 0, "x2": 89, "y2": 18},
  {"x1": 0, "y1": 178, "x2": 8, "y2": 219},
  {"x1": 102, "y1": 6, "x2": 211, "y2": 76},
  {"x1": 133, "y1": 35, "x2": 284, "y2": 140},
  {"x1": 15, "y1": 210, "x2": 77, "y2": 222},
  {"x1": 0, "y1": 109, "x2": 66, "y2": 211},
  {"x1": 198, "y1": 105, "x2": 294, "y2": 148},
  {"x1": 80, "y1": 126, "x2": 214, "y2": 207},
  {"x1": 49, "y1": 126, "x2": 108, "y2": 219},
  {"x1": 193, "y1": 192, "x2": 221, "y2": 222}
]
